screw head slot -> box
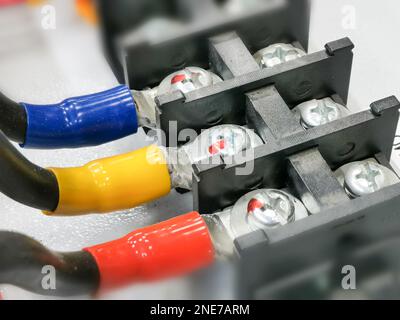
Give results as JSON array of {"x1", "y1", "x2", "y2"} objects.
[
  {"x1": 294, "y1": 98, "x2": 349, "y2": 129},
  {"x1": 344, "y1": 162, "x2": 386, "y2": 197},
  {"x1": 254, "y1": 43, "x2": 306, "y2": 69},
  {"x1": 246, "y1": 190, "x2": 295, "y2": 229},
  {"x1": 157, "y1": 67, "x2": 222, "y2": 96}
]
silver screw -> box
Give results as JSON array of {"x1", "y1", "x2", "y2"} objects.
[
  {"x1": 299, "y1": 98, "x2": 344, "y2": 128},
  {"x1": 254, "y1": 43, "x2": 306, "y2": 69},
  {"x1": 344, "y1": 162, "x2": 387, "y2": 197},
  {"x1": 206, "y1": 126, "x2": 251, "y2": 156},
  {"x1": 246, "y1": 190, "x2": 295, "y2": 228},
  {"x1": 157, "y1": 67, "x2": 221, "y2": 96},
  {"x1": 181, "y1": 124, "x2": 263, "y2": 176}
]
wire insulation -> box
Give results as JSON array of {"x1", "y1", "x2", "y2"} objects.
[
  {"x1": 0, "y1": 92, "x2": 27, "y2": 144},
  {"x1": 46, "y1": 145, "x2": 171, "y2": 215},
  {"x1": 0, "y1": 213, "x2": 214, "y2": 296},
  {"x1": 0, "y1": 231, "x2": 99, "y2": 297},
  {"x1": 21, "y1": 85, "x2": 138, "y2": 149},
  {"x1": 0, "y1": 130, "x2": 59, "y2": 211},
  {"x1": 84, "y1": 212, "x2": 214, "y2": 291}
]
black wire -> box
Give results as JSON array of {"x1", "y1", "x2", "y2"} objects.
[
  {"x1": 0, "y1": 130, "x2": 59, "y2": 211},
  {"x1": 0, "y1": 92, "x2": 27, "y2": 144},
  {"x1": 0, "y1": 231, "x2": 100, "y2": 297}
]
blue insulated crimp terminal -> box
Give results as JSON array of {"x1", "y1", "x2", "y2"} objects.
[{"x1": 21, "y1": 85, "x2": 138, "y2": 149}]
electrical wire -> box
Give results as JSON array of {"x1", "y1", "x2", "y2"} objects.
[
  {"x1": 46, "y1": 145, "x2": 171, "y2": 216},
  {"x1": 0, "y1": 91, "x2": 27, "y2": 144},
  {"x1": 0, "y1": 130, "x2": 59, "y2": 211},
  {"x1": 0, "y1": 86, "x2": 138, "y2": 149},
  {"x1": 0, "y1": 231, "x2": 99, "y2": 297},
  {"x1": 0, "y1": 132, "x2": 171, "y2": 215},
  {"x1": 0, "y1": 212, "x2": 214, "y2": 296}
]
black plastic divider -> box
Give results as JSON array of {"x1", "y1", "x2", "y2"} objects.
[
  {"x1": 236, "y1": 181, "x2": 400, "y2": 299},
  {"x1": 193, "y1": 95, "x2": 399, "y2": 214},
  {"x1": 156, "y1": 38, "x2": 354, "y2": 146},
  {"x1": 97, "y1": 0, "x2": 310, "y2": 88}
]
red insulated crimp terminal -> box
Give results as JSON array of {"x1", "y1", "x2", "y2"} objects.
[{"x1": 84, "y1": 212, "x2": 215, "y2": 291}]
